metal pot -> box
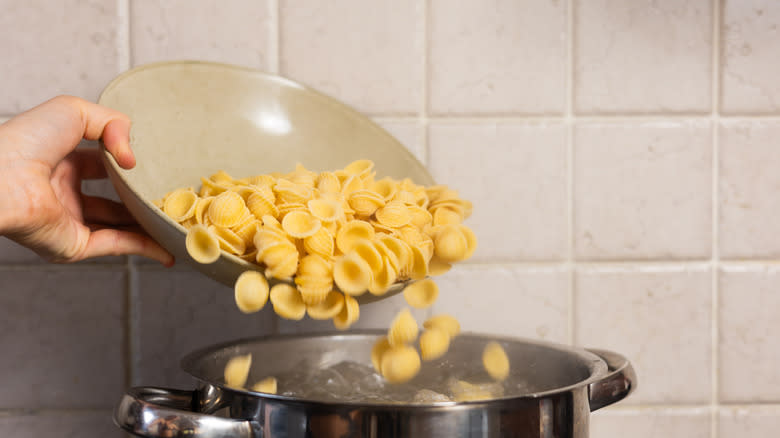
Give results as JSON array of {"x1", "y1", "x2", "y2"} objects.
[{"x1": 115, "y1": 331, "x2": 635, "y2": 437}]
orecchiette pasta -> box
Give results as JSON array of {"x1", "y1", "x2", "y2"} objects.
[
  {"x1": 482, "y1": 341, "x2": 510, "y2": 381},
  {"x1": 224, "y1": 354, "x2": 252, "y2": 389}
]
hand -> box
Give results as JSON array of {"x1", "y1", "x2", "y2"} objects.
[{"x1": 0, "y1": 95, "x2": 174, "y2": 266}]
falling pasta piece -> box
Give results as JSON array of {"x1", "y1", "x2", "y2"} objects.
[
  {"x1": 281, "y1": 210, "x2": 322, "y2": 238},
  {"x1": 185, "y1": 224, "x2": 221, "y2": 264},
  {"x1": 333, "y1": 294, "x2": 360, "y2": 330},
  {"x1": 306, "y1": 291, "x2": 345, "y2": 320},
  {"x1": 419, "y1": 327, "x2": 451, "y2": 361},
  {"x1": 403, "y1": 279, "x2": 439, "y2": 309},
  {"x1": 423, "y1": 314, "x2": 461, "y2": 338},
  {"x1": 459, "y1": 224, "x2": 478, "y2": 260},
  {"x1": 380, "y1": 344, "x2": 421, "y2": 384},
  {"x1": 224, "y1": 354, "x2": 252, "y2": 389},
  {"x1": 333, "y1": 252, "x2": 372, "y2": 296},
  {"x1": 428, "y1": 256, "x2": 452, "y2": 276},
  {"x1": 371, "y1": 337, "x2": 392, "y2": 373},
  {"x1": 388, "y1": 308, "x2": 419, "y2": 347},
  {"x1": 234, "y1": 271, "x2": 270, "y2": 314},
  {"x1": 336, "y1": 220, "x2": 375, "y2": 253},
  {"x1": 448, "y1": 379, "x2": 501, "y2": 402},
  {"x1": 482, "y1": 341, "x2": 510, "y2": 381},
  {"x1": 163, "y1": 188, "x2": 198, "y2": 222},
  {"x1": 434, "y1": 225, "x2": 469, "y2": 263},
  {"x1": 269, "y1": 284, "x2": 306, "y2": 320},
  {"x1": 251, "y1": 377, "x2": 277, "y2": 394}
]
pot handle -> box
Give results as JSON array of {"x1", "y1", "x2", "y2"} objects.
[
  {"x1": 114, "y1": 386, "x2": 259, "y2": 438},
  {"x1": 586, "y1": 349, "x2": 637, "y2": 411}
]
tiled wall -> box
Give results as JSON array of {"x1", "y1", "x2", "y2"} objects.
[{"x1": 1, "y1": 0, "x2": 779, "y2": 437}]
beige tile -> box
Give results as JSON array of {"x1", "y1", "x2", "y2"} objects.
[
  {"x1": 720, "y1": 406, "x2": 780, "y2": 438},
  {"x1": 428, "y1": 0, "x2": 566, "y2": 115},
  {"x1": 719, "y1": 121, "x2": 780, "y2": 258},
  {"x1": 574, "y1": 122, "x2": 712, "y2": 260},
  {"x1": 0, "y1": 269, "x2": 125, "y2": 409},
  {"x1": 279, "y1": 0, "x2": 422, "y2": 115},
  {"x1": 719, "y1": 265, "x2": 780, "y2": 402},
  {"x1": 721, "y1": 1, "x2": 780, "y2": 114},
  {"x1": 591, "y1": 407, "x2": 710, "y2": 438},
  {"x1": 574, "y1": 0, "x2": 712, "y2": 113},
  {"x1": 0, "y1": 412, "x2": 122, "y2": 438},
  {"x1": 575, "y1": 266, "x2": 711, "y2": 404},
  {"x1": 130, "y1": 0, "x2": 270, "y2": 69},
  {"x1": 432, "y1": 265, "x2": 569, "y2": 343},
  {"x1": 134, "y1": 268, "x2": 276, "y2": 388},
  {"x1": 375, "y1": 120, "x2": 425, "y2": 164},
  {"x1": 428, "y1": 123, "x2": 568, "y2": 262},
  {"x1": 0, "y1": 0, "x2": 120, "y2": 114}
]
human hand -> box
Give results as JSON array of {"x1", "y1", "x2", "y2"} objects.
[{"x1": 0, "y1": 95, "x2": 174, "y2": 266}]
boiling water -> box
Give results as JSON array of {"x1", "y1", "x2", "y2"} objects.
[{"x1": 272, "y1": 359, "x2": 533, "y2": 404}]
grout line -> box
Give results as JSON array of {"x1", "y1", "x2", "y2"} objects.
[
  {"x1": 126, "y1": 259, "x2": 138, "y2": 388},
  {"x1": 711, "y1": 0, "x2": 721, "y2": 436},
  {"x1": 565, "y1": 0, "x2": 575, "y2": 347},
  {"x1": 117, "y1": 0, "x2": 130, "y2": 71},
  {"x1": 268, "y1": 0, "x2": 280, "y2": 73},
  {"x1": 419, "y1": 0, "x2": 430, "y2": 165}
]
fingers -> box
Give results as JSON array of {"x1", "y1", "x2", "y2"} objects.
[
  {"x1": 79, "y1": 228, "x2": 175, "y2": 267},
  {"x1": 81, "y1": 195, "x2": 135, "y2": 225}
]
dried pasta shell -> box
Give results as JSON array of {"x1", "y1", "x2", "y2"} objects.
[
  {"x1": 348, "y1": 189, "x2": 386, "y2": 217},
  {"x1": 377, "y1": 236, "x2": 411, "y2": 274},
  {"x1": 433, "y1": 206, "x2": 463, "y2": 226},
  {"x1": 307, "y1": 198, "x2": 342, "y2": 223},
  {"x1": 208, "y1": 190, "x2": 249, "y2": 228},
  {"x1": 297, "y1": 254, "x2": 332, "y2": 278},
  {"x1": 274, "y1": 179, "x2": 313, "y2": 204},
  {"x1": 433, "y1": 225, "x2": 468, "y2": 263},
  {"x1": 333, "y1": 252, "x2": 372, "y2": 296},
  {"x1": 163, "y1": 188, "x2": 198, "y2": 222},
  {"x1": 199, "y1": 177, "x2": 231, "y2": 197},
  {"x1": 483, "y1": 342, "x2": 510, "y2": 381},
  {"x1": 277, "y1": 202, "x2": 307, "y2": 219},
  {"x1": 336, "y1": 220, "x2": 375, "y2": 253},
  {"x1": 459, "y1": 225, "x2": 478, "y2": 260},
  {"x1": 180, "y1": 217, "x2": 198, "y2": 229},
  {"x1": 428, "y1": 256, "x2": 452, "y2": 276},
  {"x1": 306, "y1": 291, "x2": 345, "y2": 320},
  {"x1": 368, "y1": 256, "x2": 398, "y2": 296},
  {"x1": 153, "y1": 198, "x2": 164, "y2": 209},
  {"x1": 419, "y1": 327, "x2": 450, "y2": 361},
  {"x1": 375, "y1": 200, "x2": 411, "y2": 228},
  {"x1": 408, "y1": 244, "x2": 429, "y2": 281},
  {"x1": 249, "y1": 174, "x2": 276, "y2": 187},
  {"x1": 224, "y1": 354, "x2": 252, "y2": 389},
  {"x1": 333, "y1": 294, "x2": 359, "y2": 330},
  {"x1": 371, "y1": 337, "x2": 392, "y2": 373},
  {"x1": 388, "y1": 308, "x2": 419, "y2": 346},
  {"x1": 281, "y1": 210, "x2": 322, "y2": 238},
  {"x1": 266, "y1": 251, "x2": 299, "y2": 280},
  {"x1": 403, "y1": 279, "x2": 439, "y2": 309},
  {"x1": 232, "y1": 219, "x2": 259, "y2": 247},
  {"x1": 340, "y1": 174, "x2": 363, "y2": 197},
  {"x1": 408, "y1": 205, "x2": 433, "y2": 228},
  {"x1": 195, "y1": 196, "x2": 214, "y2": 225},
  {"x1": 380, "y1": 345, "x2": 421, "y2": 384},
  {"x1": 343, "y1": 159, "x2": 374, "y2": 177},
  {"x1": 370, "y1": 178, "x2": 399, "y2": 201},
  {"x1": 247, "y1": 192, "x2": 279, "y2": 220},
  {"x1": 295, "y1": 276, "x2": 333, "y2": 306},
  {"x1": 209, "y1": 170, "x2": 234, "y2": 185},
  {"x1": 288, "y1": 163, "x2": 316, "y2": 187},
  {"x1": 373, "y1": 239, "x2": 400, "y2": 274},
  {"x1": 316, "y1": 171, "x2": 341, "y2": 193},
  {"x1": 234, "y1": 271, "x2": 269, "y2": 314},
  {"x1": 398, "y1": 225, "x2": 425, "y2": 248},
  {"x1": 449, "y1": 379, "x2": 498, "y2": 402},
  {"x1": 303, "y1": 227, "x2": 335, "y2": 258},
  {"x1": 351, "y1": 239, "x2": 383, "y2": 275},
  {"x1": 423, "y1": 314, "x2": 460, "y2": 338},
  {"x1": 251, "y1": 377, "x2": 277, "y2": 394},
  {"x1": 240, "y1": 250, "x2": 258, "y2": 263},
  {"x1": 210, "y1": 225, "x2": 247, "y2": 255},
  {"x1": 185, "y1": 224, "x2": 221, "y2": 264},
  {"x1": 269, "y1": 284, "x2": 306, "y2": 320}
]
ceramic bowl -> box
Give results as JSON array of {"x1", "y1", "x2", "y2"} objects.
[{"x1": 98, "y1": 61, "x2": 433, "y2": 299}]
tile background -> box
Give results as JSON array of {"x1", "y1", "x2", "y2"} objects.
[{"x1": 2, "y1": 0, "x2": 779, "y2": 436}]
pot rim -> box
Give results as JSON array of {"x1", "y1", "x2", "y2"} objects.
[{"x1": 180, "y1": 330, "x2": 609, "y2": 409}]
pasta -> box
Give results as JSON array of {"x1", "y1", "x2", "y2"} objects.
[
  {"x1": 208, "y1": 190, "x2": 248, "y2": 228},
  {"x1": 251, "y1": 376, "x2": 277, "y2": 394},
  {"x1": 185, "y1": 224, "x2": 221, "y2": 264},
  {"x1": 163, "y1": 188, "x2": 198, "y2": 222},
  {"x1": 234, "y1": 271, "x2": 269, "y2": 314},
  {"x1": 388, "y1": 308, "x2": 419, "y2": 347},
  {"x1": 333, "y1": 294, "x2": 360, "y2": 330},
  {"x1": 423, "y1": 314, "x2": 461, "y2": 338},
  {"x1": 419, "y1": 327, "x2": 450, "y2": 361},
  {"x1": 403, "y1": 279, "x2": 439, "y2": 309},
  {"x1": 333, "y1": 252, "x2": 372, "y2": 296},
  {"x1": 306, "y1": 291, "x2": 345, "y2": 320},
  {"x1": 224, "y1": 354, "x2": 252, "y2": 389},
  {"x1": 336, "y1": 220, "x2": 375, "y2": 253},
  {"x1": 269, "y1": 284, "x2": 306, "y2": 320},
  {"x1": 371, "y1": 336, "x2": 392, "y2": 373},
  {"x1": 380, "y1": 345, "x2": 421, "y2": 384},
  {"x1": 482, "y1": 341, "x2": 510, "y2": 381}
]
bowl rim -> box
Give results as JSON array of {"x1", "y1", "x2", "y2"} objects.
[{"x1": 97, "y1": 60, "x2": 433, "y2": 273}]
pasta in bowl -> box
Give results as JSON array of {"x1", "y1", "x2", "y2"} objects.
[{"x1": 97, "y1": 61, "x2": 441, "y2": 304}]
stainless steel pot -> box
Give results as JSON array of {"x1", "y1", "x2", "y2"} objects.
[{"x1": 115, "y1": 331, "x2": 635, "y2": 437}]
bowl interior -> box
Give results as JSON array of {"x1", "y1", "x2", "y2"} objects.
[{"x1": 98, "y1": 61, "x2": 433, "y2": 288}]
